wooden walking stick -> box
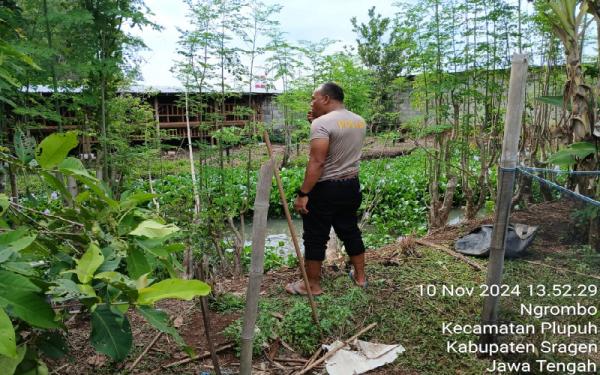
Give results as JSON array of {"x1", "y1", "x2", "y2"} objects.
[{"x1": 263, "y1": 131, "x2": 320, "y2": 327}]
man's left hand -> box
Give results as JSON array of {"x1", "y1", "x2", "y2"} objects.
[{"x1": 294, "y1": 196, "x2": 309, "y2": 215}]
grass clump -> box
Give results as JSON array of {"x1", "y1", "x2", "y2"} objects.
[
  {"x1": 224, "y1": 287, "x2": 368, "y2": 356},
  {"x1": 209, "y1": 293, "x2": 245, "y2": 313},
  {"x1": 223, "y1": 300, "x2": 282, "y2": 356}
]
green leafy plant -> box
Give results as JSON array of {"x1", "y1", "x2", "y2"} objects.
[
  {"x1": 209, "y1": 293, "x2": 246, "y2": 313},
  {"x1": 0, "y1": 132, "x2": 211, "y2": 373},
  {"x1": 224, "y1": 289, "x2": 366, "y2": 356},
  {"x1": 126, "y1": 149, "x2": 432, "y2": 251},
  {"x1": 223, "y1": 300, "x2": 281, "y2": 355},
  {"x1": 547, "y1": 142, "x2": 597, "y2": 167},
  {"x1": 535, "y1": 95, "x2": 566, "y2": 108},
  {"x1": 239, "y1": 244, "x2": 297, "y2": 272}
]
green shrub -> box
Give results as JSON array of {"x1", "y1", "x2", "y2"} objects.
[
  {"x1": 209, "y1": 293, "x2": 245, "y2": 313},
  {"x1": 278, "y1": 295, "x2": 357, "y2": 355},
  {"x1": 239, "y1": 244, "x2": 298, "y2": 273},
  {"x1": 224, "y1": 288, "x2": 367, "y2": 356},
  {"x1": 279, "y1": 301, "x2": 322, "y2": 354},
  {"x1": 124, "y1": 148, "x2": 444, "y2": 253},
  {"x1": 0, "y1": 131, "x2": 210, "y2": 370},
  {"x1": 223, "y1": 300, "x2": 282, "y2": 355}
]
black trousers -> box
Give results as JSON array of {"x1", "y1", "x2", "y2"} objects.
[{"x1": 302, "y1": 177, "x2": 365, "y2": 261}]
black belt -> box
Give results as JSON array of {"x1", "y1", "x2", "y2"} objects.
[{"x1": 321, "y1": 175, "x2": 358, "y2": 183}]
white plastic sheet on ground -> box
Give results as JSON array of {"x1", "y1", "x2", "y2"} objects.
[{"x1": 323, "y1": 339, "x2": 405, "y2": 375}]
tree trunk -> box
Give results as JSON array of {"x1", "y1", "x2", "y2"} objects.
[
  {"x1": 183, "y1": 245, "x2": 194, "y2": 280},
  {"x1": 100, "y1": 77, "x2": 109, "y2": 183},
  {"x1": 565, "y1": 47, "x2": 592, "y2": 142},
  {"x1": 0, "y1": 101, "x2": 6, "y2": 193},
  {"x1": 8, "y1": 164, "x2": 18, "y2": 202},
  {"x1": 0, "y1": 164, "x2": 6, "y2": 195},
  {"x1": 227, "y1": 216, "x2": 244, "y2": 276},
  {"x1": 282, "y1": 105, "x2": 291, "y2": 167},
  {"x1": 43, "y1": 0, "x2": 62, "y2": 132},
  {"x1": 67, "y1": 176, "x2": 78, "y2": 202},
  {"x1": 428, "y1": 174, "x2": 457, "y2": 230},
  {"x1": 211, "y1": 239, "x2": 226, "y2": 270}
]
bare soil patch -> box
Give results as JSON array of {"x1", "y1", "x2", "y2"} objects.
[{"x1": 426, "y1": 200, "x2": 577, "y2": 253}]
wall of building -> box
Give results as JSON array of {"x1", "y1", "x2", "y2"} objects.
[
  {"x1": 260, "y1": 95, "x2": 285, "y2": 129},
  {"x1": 392, "y1": 87, "x2": 422, "y2": 123}
]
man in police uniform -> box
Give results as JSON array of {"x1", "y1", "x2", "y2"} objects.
[{"x1": 286, "y1": 82, "x2": 367, "y2": 296}]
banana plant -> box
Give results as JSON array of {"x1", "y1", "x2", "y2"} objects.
[
  {"x1": 541, "y1": 0, "x2": 595, "y2": 141},
  {"x1": 547, "y1": 141, "x2": 597, "y2": 166},
  {"x1": 0, "y1": 131, "x2": 211, "y2": 374}
]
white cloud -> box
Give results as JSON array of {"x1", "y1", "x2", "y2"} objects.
[{"x1": 129, "y1": 0, "x2": 399, "y2": 87}]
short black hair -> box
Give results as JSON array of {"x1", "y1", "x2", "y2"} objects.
[{"x1": 318, "y1": 82, "x2": 344, "y2": 102}]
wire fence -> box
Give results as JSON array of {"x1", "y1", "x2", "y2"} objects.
[{"x1": 516, "y1": 167, "x2": 600, "y2": 208}]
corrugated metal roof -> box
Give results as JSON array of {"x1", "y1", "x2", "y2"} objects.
[
  {"x1": 27, "y1": 84, "x2": 281, "y2": 95},
  {"x1": 26, "y1": 86, "x2": 83, "y2": 93}
]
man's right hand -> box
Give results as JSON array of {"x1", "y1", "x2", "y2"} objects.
[
  {"x1": 294, "y1": 195, "x2": 309, "y2": 215},
  {"x1": 307, "y1": 110, "x2": 314, "y2": 123}
]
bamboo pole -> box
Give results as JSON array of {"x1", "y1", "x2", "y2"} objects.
[
  {"x1": 184, "y1": 85, "x2": 201, "y2": 279},
  {"x1": 263, "y1": 131, "x2": 320, "y2": 327},
  {"x1": 153, "y1": 96, "x2": 161, "y2": 150},
  {"x1": 480, "y1": 53, "x2": 528, "y2": 344},
  {"x1": 240, "y1": 160, "x2": 275, "y2": 375}
]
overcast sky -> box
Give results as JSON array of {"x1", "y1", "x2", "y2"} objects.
[{"x1": 129, "y1": 0, "x2": 399, "y2": 88}]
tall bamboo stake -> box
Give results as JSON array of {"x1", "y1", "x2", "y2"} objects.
[
  {"x1": 184, "y1": 85, "x2": 201, "y2": 279},
  {"x1": 263, "y1": 131, "x2": 320, "y2": 327},
  {"x1": 480, "y1": 53, "x2": 528, "y2": 344},
  {"x1": 184, "y1": 84, "x2": 220, "y2": 372},
  {"x1": 240, "y1": 160, "x2": 274, "y2": 375}
]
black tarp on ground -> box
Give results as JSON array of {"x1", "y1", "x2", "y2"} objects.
[{"x1": 454, "y1": 224, "x2": 538, "y2": 258}]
